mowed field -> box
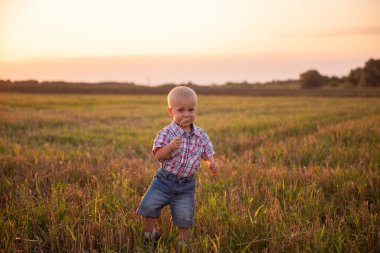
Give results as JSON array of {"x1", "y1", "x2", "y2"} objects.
[{"x1": 0, "y1": 93, "x2": 379, "y2": 252}]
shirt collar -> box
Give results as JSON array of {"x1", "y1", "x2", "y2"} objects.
[{"x1": 170, "y1": 121, "x2": 201, "y2": 137}]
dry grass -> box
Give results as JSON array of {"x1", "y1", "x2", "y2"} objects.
[{"x1": 0, "y1": 94, "x2": 379, "y2": 252}]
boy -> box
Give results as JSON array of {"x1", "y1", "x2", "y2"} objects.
[{"x1": 137, "y1": 86, "x2": 218, "y2": 247}]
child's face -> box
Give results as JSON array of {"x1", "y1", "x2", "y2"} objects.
[{"x1": 167, "y1": 96, "x2": 197, "y2": 129}]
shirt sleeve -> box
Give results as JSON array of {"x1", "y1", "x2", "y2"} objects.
[
  {"x1": 152, "y1": 129, "x2": 170, "y2": 155},
  {"x1": 201, "y1": 133, "x2": 215, "y2": 159}
]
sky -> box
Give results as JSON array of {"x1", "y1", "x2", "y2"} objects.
[{"x1": 0, "y1": 0, "x2": 379, "y2": 85}]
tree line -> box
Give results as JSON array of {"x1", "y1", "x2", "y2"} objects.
[
  {"x1": 300, "y1": 58, "x2": 380, "y2": 88},
  {"x1": 0, "y1": 58, "x2": 379, "y2": 92}
]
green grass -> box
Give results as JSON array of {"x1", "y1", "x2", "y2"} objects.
[{"x1": 0, "y1": 93, "x2": 379, "y2": 252}]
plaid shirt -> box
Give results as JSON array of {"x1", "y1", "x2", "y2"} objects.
[{"x1": 152, "y1": 121, "x2": 215, "y2": 177}]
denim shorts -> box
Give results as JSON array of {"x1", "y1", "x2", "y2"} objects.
[{"x1": 137, "y1": 169, "x2": 196, "y2": 228}]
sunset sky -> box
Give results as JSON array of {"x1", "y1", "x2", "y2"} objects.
[{"x1": 1, "y1": 0, "x2": 379, "y2": 85}]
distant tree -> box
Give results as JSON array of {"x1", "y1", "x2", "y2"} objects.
[
  {"x1": 300, "y1": 70, "x2": 327, "y2": 88},
  {"x1": 347, "y1": 67, "x2": 362, "y2": 86},
  {"x1": 359, "y1": 58, "x2": 380, "y2": 87},
  {"x1": 327, "y1": 75, "x2": 343, "y2": 87},
  {"x1": 0, "y1": 79, "x2": 12, "y2": 85},
  {"x1": 223, "y1": 81, "x2": 252, "y2": 88},
  {"x1": 14, "y1": 80, "x2": 39, "y2": 85}
]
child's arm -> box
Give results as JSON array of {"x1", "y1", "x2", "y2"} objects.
[
  {"x1": 154, "y1": 136, "x2": 181, "y2": 161},
  {"x1": 204, "y1": 156, "x2": 218, "y2": 177}
]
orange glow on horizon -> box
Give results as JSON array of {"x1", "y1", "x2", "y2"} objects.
[{"x1": 0, "y1": 0, "x2": 379, "y2": 83}]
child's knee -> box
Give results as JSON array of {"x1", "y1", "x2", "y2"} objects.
[{"x1": 137, "y1": 201, "x2": 161, "y2": 218}]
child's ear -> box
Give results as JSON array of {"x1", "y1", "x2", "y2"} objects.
[{"x1": 167, "y1": 107, "x2": 173, "y2": 117}]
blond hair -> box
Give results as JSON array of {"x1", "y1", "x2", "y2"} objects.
[{"x1": 167, "y1": 86, "x2": 197, "y2": 108}]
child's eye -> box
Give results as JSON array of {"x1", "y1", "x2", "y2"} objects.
[{"x1": 178, "y1": 109, "x2": 184, "y2": 112}]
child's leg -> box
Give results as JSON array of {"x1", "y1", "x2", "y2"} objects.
[
  {"x1": 143, "y1": 217, "x2": 158, "y2": 233},
  {"x1": 178, "y1": 227, "x2": 190, "y2": 243},
  {"x1": 170, "y1": 178, "x2": 195, "y2": 244},
  {"x1": 137, "y1": 171, "x2": 172, "y2": 239},
  {"x1": 142, "y1": 216, "x2": 160, "y2": 242}
]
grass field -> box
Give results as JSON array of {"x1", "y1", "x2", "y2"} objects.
[{"x1": 1, "y1": 93, "x2": 379, "y2": 252}]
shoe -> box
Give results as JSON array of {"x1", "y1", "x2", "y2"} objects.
[{"x1": 144, "y1": 229, "x2": 160, "y2": 251}]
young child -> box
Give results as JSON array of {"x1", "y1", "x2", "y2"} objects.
[{"x1": 137, "y1": 86, "x2": 218, "y2": 247}]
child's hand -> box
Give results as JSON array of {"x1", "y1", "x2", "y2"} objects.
[
  {"x1": 208, "y1": 161, "x2": 218, "y2": 177},
  {"x1": 169, "y1": 137, "x2": 182, "y2": 150}
]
